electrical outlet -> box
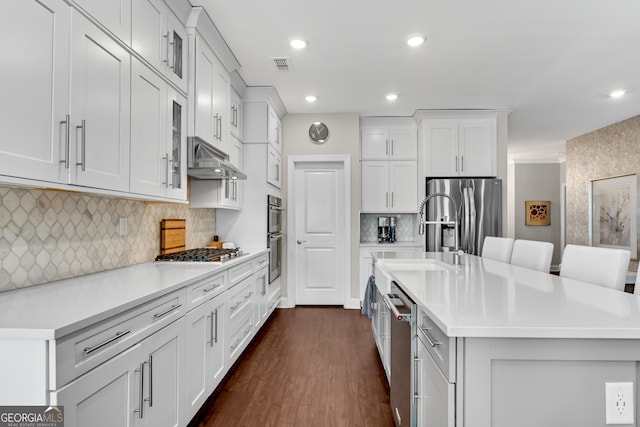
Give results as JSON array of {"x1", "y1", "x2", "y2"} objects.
[
  {"x1": 117, "y1": 217, "x2": 128, "y2": 236},
  {"x1": 606, "y1": 382, "x2": 634, "y2": 424}
]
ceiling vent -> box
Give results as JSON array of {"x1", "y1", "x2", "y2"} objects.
[{"x1": 271, "y1": 57, "x2": 293, "y2": 72}]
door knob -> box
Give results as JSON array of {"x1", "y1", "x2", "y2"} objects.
[{"x1": 297, "y1": 240, "x2": 306, "y2": 244}]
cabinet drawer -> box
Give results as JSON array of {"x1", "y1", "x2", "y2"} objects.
[
  {"x1": 253, "y1": 254, "x2": 269, "y2": 272},
  {"x1": 227, "y1": 276, "x2": 253, "y2": 323},
  {"x1": 229, "y1": 260, "x2": 252, "y2": 286},
  {"x1": 55, "y1": 289, "x2": 185, "y2": 387},
  {"x1": 227, "y1": 310, "x2": 253, "y2": 363},
  {"x1": 267, "y1": 288, "x2": 281, "y2": 314},
  {"x1": 417, "y1": 308, "x2": 456, "y2": 382},
  {"x1": 186, "y1": 271, "x2": 226, "y2": 311}
]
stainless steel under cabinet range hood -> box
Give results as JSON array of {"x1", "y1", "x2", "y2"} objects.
[{"x1": 187, "y1": 137, "x2": 247, "y2": 180}]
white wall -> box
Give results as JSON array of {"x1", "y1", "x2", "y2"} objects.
[{"x1": 281, "y1": 113, "x2": 360, "y2": 305}]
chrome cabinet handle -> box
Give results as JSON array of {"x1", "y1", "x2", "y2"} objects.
[
  {"x1": 147, "y1": 355, "x2": 153, "y2": 407},
  {"x1": 418, "y1": 324, "x2": 441, "y2": 347},
  {"x1": 207, "y1": 311, "x2": 214, "y2": 346},
  {"x1": 163, "y1": 31, "x2": 170, "y2": 65},
  {"x1": 60, "y1": 114, "x2": 70, "y2": 168},
  {"x1": 162, "y1": 154, "x2": 169, "y2": 187},
  {"x1": 230, "y1": 337, "x2": 241, "y2": 351},
  {"x1": 76, "y1": 119, "x2": 86, "y2": 171},
  {"x1": 391, "y1": 192, "x2": 394, "y2": 208},
  {"x1": 413, "y1": 356, "x2": 420, "y2": 404},
  {"x1": 203, "y1": 284, "x2": 220, "y2": 293},
  {"x1": 296, "y1": 240, "x2": 306, "y2": 244},
  {"x1": 391, "y1": 139, "x2": 394, "y2": 156},
  {"x1": 230, "y1": 301, "x2": 242, "y2": 311},
  {"x1": 83, "y1": 330, "x2": 131, "y2": 355},
  {"x1": 213, "y1": 309, "x2": 218, "y2": 344},
  {"x1": 213, "y1": 114, "x2": 219, "y2": 140},
  {"x1": 455, "y1": 155, "x2": 458, "y2": 172},
  {"x1": 134, "y1": 362, "x2": 145, "y2": 419},
  {"x1": 386, "y1": 139, "x2": 389, "y2": 156},
  {"x1": 461, "y1": 155, "x2": 464, "y2": 172},
  {"x1": 386, "y1": 192, "x2": 389, "y2": 208},
  {"x1": 153, "y1": 304, "x2": 181, "y2": 319},
  {"x1": 381, "y1": 293, "x2": 411, "y2": 322}
]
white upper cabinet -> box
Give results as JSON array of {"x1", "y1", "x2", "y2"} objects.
[
  {"x1": 267, "y1": 104, "x2": 281, "y2": 151},
  {"x1": 361, "y1": 161, "x2": 417, "y2": 212},
  {"x1": 130, "y1": 60, "x2": 187, "y2": 200},
  {"x1": 131, "y1": 0, "x2": 188, "y2": 93},
  {"x1": 230, "y1": 88, "x2": 243, "y2": 140},
  {"x1": 191, "y1": 35, "x2": 230, "y2": 154},
  {"x1": 71, "y1": 0, "x2": 132, "y2": 43},
  {"x1": 361, "y1": 126, "x2": 417, "y2": 160},
  {"x1": 421, "y1": 118, "x2": 496, "y2": 177},
  {"x1": 69, "y1": 10, "x2": 131, "y2": 192},
  {"x1": 0, "y1": 0, "x2": 71, "y2": 184},
  {"x1": 267, "y1": 145, "x2": 281, "y2": 189}
]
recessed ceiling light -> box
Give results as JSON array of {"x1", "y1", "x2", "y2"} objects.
[
  {"x1": 609, "y1": 89, "x2": 626, "y2": 98},
  {"x1": 290, "y1": 39, "x2": 307, "y2": 49},
  {"x1": 305, "y1": 95, "x2": 317, "y2": 102},
  {"x1": 386, "y1": 93, "x2": 398, "y2": 101},
  {"x1": 406, "y1": 35, "x2": 425, "y2": 47}
]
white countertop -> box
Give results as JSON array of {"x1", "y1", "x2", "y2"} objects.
[
  {"x1": 374, "y1": 251, "x2": 640, "y2": 340},
  {"x1": 0, "y1": 249, "x2": 268, "y2": 340}
]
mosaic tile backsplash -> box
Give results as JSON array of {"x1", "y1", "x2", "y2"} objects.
[
  {"x1": 360, "y1": 213, "x2": 418, "y2": 242},
  {"x1": 0, "y1": 186, "x2": 216, "y2": 293}
]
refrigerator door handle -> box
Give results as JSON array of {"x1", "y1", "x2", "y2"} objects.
[{"x1": 468, "y1": 182, "x2": 477, "y2": 254}]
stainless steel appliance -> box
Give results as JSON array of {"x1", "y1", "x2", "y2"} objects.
[
  {"x1": 424, "y1": 178, "x2": 502, "y2": 255},
  {"x1": 155, "y1": 247, "x2": 245, "y2": 262},
  {"x1": 267, "y1": 195, "x2": 283, "y2": 282},
  {"x1": 382, "y1": 281, "x2": 415, "y2": 427},
  {"x1": 187, "y1": 136, "x2": 247, "y2": 180},
  {"x1": 377, "y1": 216, "x2": 397, "y2": 243}
]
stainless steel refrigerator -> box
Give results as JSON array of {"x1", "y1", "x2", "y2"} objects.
[{"x1": 425, "y1": 178, "x2": 502, "y2": 255}]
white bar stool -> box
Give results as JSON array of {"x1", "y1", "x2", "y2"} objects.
[
  {"x1": 510, "y1": 240, "x2": 554, "y2": 273},
  {"x1": 481, "y1": 236, "x2": 515, "y2": 263},
  {"x1": 559, "y1": 244, "x2": 630, "y2": 291}
]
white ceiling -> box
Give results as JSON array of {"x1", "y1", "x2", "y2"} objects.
[{"x1": 195, "y1": 0, "x2": 640, "y2": 161}]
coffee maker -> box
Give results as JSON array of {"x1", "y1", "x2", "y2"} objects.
[{"x1": 377, "y1": 216, "x2": 397, "y2": 243}]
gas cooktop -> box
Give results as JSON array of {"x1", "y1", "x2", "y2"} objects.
[{"x1": 155, "y1": 247, "x2": 245, "y2": 262}]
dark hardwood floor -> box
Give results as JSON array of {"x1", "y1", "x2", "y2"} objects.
[{"x1": 191, "y1": 307, "x2": 395, "y2": 427}]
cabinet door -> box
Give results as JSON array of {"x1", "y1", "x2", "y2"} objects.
[
  {"x1": 267, "y1": 146, "x2": 281, "y2": 188},
  {"x1": 140, "y1": 318, "x2": 184, "y2": 427},
  {"x1": 166, "y1": 88, "x2": 187, "y2": 200},
  {"x1": 130, "y1": 59, "x2": 167, "y2": 197},
  {"x1": 267, "y1": 105, "x2": 281, "y2": 151},
  {"x1": 72, "y1": 0, "x2": 131, "y2": 43},
  {"x1": 389, "y1": 161, "x2": 418, "y2": 211},
  {"x1": 212, "y1": 59, "x2": 230, "y2": 154},
  {"x1": 459, "y1": 119, "x2": 495, "y2": 177},
  {"x1": 389, "y1": 127, "x2": 417, "y2": 159},
  {"x1": 230, "y1": 90, "x2": 242, "y2": 140},
  {"x1": 254, "y1": 266, "x2": 268, "y2": 328},
  {"x1": 0, "y1": 0, "x2": 70, "y2": 184},
  {"x1": 70, "y1": 12, "x2": 131, "y2": 191},
  {"x1": 361, "y1": 127, "x2": 389, "y2": 159},
  {"x1": 184, "y1": 297, "x2": 224, "y2": 423},
  {"x1": 166, "y1": 11, "x2": 188, "y2": 93},
  {"x1": 422, "y1": 120, "x2": 459, "y2": 177},
  {"x1": 194, "y1": 37, "x2": 216, "y2": 144},
  {"x1": 131, "y1": 0, "x2": 166, "y2": 73},
  {"x1": 56, "y1": 343, "x2": 140, "y2": 427},
  {"x1": 417, "y1": 340, "x2": 455, "y2": 427},
  {"x1": 361, "y1": 161, "x2": 390, "y2": 212}
]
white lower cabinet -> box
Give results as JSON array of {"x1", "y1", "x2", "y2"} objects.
[
  {"x1": 253, "y1": 265, "x2": 269, "y2": 329},
  {"x1": 56, "y1": 317, "x2": 185, "y2": 427},
  {"x1": 184, "y1": 292, "x2": 226, "y2": 422},
  {"x1": 415, "y1": 331, "x2": 455, "y2": 427}
]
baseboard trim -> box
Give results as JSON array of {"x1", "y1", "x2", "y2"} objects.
[{"x1": 344, "y1": 298, "x2": 361, "y2": 310}]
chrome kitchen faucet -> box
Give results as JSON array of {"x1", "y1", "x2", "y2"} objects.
[{"x1": 418, "y1": 193, "x2": 461, "y2": 264}]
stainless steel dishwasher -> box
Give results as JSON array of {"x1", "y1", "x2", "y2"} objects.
[{"x1": 382, "y1": 281, "x2": 416, "y2": 427}]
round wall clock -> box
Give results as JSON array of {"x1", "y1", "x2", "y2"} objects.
[{"x1": 308, "y1": 122, "x2": 329, "y2": 144}]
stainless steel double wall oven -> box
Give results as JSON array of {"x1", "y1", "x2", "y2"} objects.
[{"x1": 267, "y1": 195, "x2": 283, "y2": 283}]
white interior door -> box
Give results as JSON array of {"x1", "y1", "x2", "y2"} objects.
[{"x1": 293, "y1": 161, "x2": 346, "y2": 305}]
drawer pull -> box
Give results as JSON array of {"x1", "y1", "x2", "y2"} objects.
[
  {"x1": 230, "y1": 338, "x2": 241, "y2": 351},
  {"x1": 83, "y1": 330, "x2": 131, "y2": 355},
  {"x1": 244, "y1": 292, "x2": 252, "y2": 300},
  {"x1": 153, "y1": 304, "x2": 181, "y2": 319},
  {"x1": 244, "y1": 325, "x2": 252, "y2": 335},
  {"x1": 134, "y1": 361, "x2": 145, "y2": 419},
  {"x1": 418, "y1": 325, "x2": 441, "y2": 348},
  {"x1": 203, "y1": 284, "x2": 221, "y2": 293},
  {"x1": 230, "y1": 301, "x2": 242, "y2": 311}
]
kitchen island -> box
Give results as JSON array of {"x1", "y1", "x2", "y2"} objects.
[{"x1": 373, "y1": 251, "x2": 640, "y2": 427}]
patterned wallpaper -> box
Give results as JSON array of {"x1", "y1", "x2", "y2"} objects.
[
  {"x1": 0, "y1": 186, "x2": 216, "y2": 293},
  {"x1": 566, "y1": 114, "x2": 640, "y2": 271}
]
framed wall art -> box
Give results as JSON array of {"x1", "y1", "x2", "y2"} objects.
[
  {"x1": 525, "y1": 201, "x2": 551, "y2": 226},
  {"x1": 589, "y1": 173, "x2": 637, "y2": 258}
]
